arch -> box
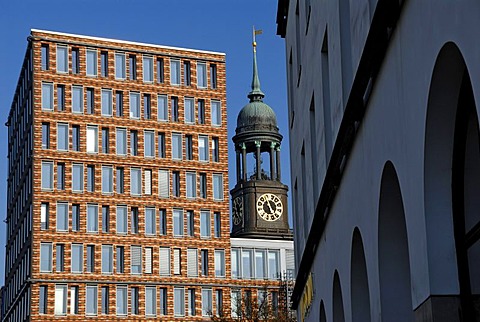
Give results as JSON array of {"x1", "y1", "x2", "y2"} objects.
[
  {"x1": 350, "y1": 228, "x2": 371, "y2": 322},
  {"x1": 333, "y1": 271, "x2": 345, "y2": 322},
  {"x1": 378, "y1": 161, "x2": 413, "y2": 321},
  {"x1": 320, "y1": 300, "x2": 327, "y2": 322}
]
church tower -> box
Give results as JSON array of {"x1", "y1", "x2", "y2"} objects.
[{"x1": 230, "y1": 30, "x2": 292, "y2": 240}]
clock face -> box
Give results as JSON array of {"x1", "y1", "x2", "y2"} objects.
[
  {"x1": 256, "y1": 193, "x2": 283, "y2": 221},
  {"x1": 232, "y1": 197, "x2": 243, "y2": 225}
]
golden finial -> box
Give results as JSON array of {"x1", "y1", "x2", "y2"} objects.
[{"x1": 253, "y1": 26, "x2": 263, "y2": 52}]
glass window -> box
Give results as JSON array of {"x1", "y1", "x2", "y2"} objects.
[
  {"x1": 231, "y1": 289, "x2": 241, "y2": 318},
  {"x1": 211, "y1": 100, "x2": 221, "y2": 126},
  {"x1": 145, "y1": 247, "x2": 153, "y2": 273},
  {"x1": 185, "y1": 97, "x2": 194, "y2": 123},
  {"x1": 159, "y1": 247, "x2": 170, "y2": 276},
  {"x1": 215, "y1": 250, "x2": 225, "y2": 277},
  {"x1": 40, "y1": 243, "x2": 52, "y2": 272},
  {"x1": 57, "y1": 123, "x2": 68, "y2": 151},
  {"x1": 215, "y1": 290, "x2": 223, "y2": 317},
  {"x1": 268, "y1": 250, "x2": 280, "y2": 279},
  {"x1": 187, "y1": 210, "x2": 194, "y2": 236},
  {"x1": 131, "y1": 168, "x2": 141, "y2": 196},
  {"x1": 116, "y1": 128, "x2": 127, "y2": 155},
  {"x1": 86, "y1": 49, "x2": 97, "y2": 76},
  {"x1": 72, "y1": 86, "x2": 83, "y2": 113},
  {"x1": 173, "y1": 171, "x2": 180, "y2": 197},
  {"x1": 42, "y1": 123, "x2": 50, "y2": 149},
  {"x1": 42, "y1": 161, "x2": 53, "y2": 190},
  {"x1": 157, "y1": 58, "x2": 164, "y2": 83},
  {"x1": 102, "y1": 166, "x2": 113, "y2": 194},
  {"x1": 158, "y1": 170, "x2": 169, "y2": 198},
  {"x1": 102, "y1": 128, "x2": 109, "y2": 153},
  {"x1": 72, "y1": 164, "x2": 83, "y2": 192},
  {"x1": 186, "y1": 135, "x2": 193, "y2": 160},
  {"x1": 71, "y1": 244, "x2": 83, "y2": 273},
  {"x1": 197, "y1": 62, "x2": 207, "y2": 88},
  {"x1": 41, "y1": 203, "x2": 49, "y2": 230},
  {"x1": 130, "y1": 130, "x2": 138, "y2": 155},
  {"x1": 72, "y1": 204, "x2": 80, "y2": 232},
  {"x1": 144, "y1": 169, "x2": 152, "y2": 195},
  {"x1": 212, "y1": 137, "x2": 219, "y2": 162},
  {"x1": 131, "y1": 246, "x2": 142, "y2": 274},
  {"x1": 199, "y1": 136, "x2": 209, "y2": 161},
  {"x1": 184, "y1": 61, "x2": 191, "y2": 85},
  {"x1": 116, "y1": 246, "x2": 125, "y2": 273},
  {"x1": 87, "y1": 126, "x2": 98, "y2": 153},
  {"x1": 174, "y1": 288, "x2": 185, "y2": 316},
  {"x1": 200, "y1": 173, "x2": 207, "y2": 199},
  {"x1": 210, "y1": 64, "x2": 217, "y2": 89},
  {"x1": 130, "y1": 92, "x2": 140, "y2": 119},
  {"x1": 200, "y1": 210, "x2": 210, "y2": 238},
  {"x1": 72, "y1": 125, "x2": 80, "y2": 151},
  {"x1": 87, "y1": 165, "x2": 95, "y2": 193},
  {"x1": 115, "y1": 53, "x2": 126, "y2": 79},
  {"x1": 57, "y1": 85, "x2": 65, "y2": 111},
  {"x1": 146, "y1": 287, "x2": 157, "y2": 316},
  {"x1": 143, "y1": 56, "x2": 153, "y2": 82},
  {"x1": 132, "y1": 207, "x2": 139, "y2": 234},
  {"x1": 56, "y1": 202, "x2": 68, "y2": 232},
  {"x1": 201, "y1": 249, "x2": 208, "y2": 276},
  {"x1": 255, "y1": 249, "x2": 266, "y2": 279},
  {"x1": 70, "y1": 286, "x2": 79, "y2": 314},
  {"x1": 54, "y1": 285, "x2": 67, "y2": 315},
  {"x1": 42, "y1": 83, "x2": 53, "y2": 110},
  {"x1": 116, "y1": 91, "x2": 124, "y2": 116},
  {"x1": 173, "y1": 208, "x2": 183, "y2": 236},
  {"x1": 213, "y1": 174, "x2": 223, "y2": 200},
  {"x1": 116, "y1": 205, "x2": 127, "y2": 234},
  {"x1": 87, "y1": 204, "x2": 98, "y2": 233},
  {"x1": 172, "y1": 133, "x2": 182, "y2": 160},
  {"x1": 86, "y1": 286, "x2": 98, "y2": 315},
  {"x1": 102, "y1": 245, "x2": 113, "y2": 274},
  {"x1": 214, "y1": 212, "x2": 221, "y2": 238},
  {"x1": 87, "y1": 88, "x2": 94, "y2": 114},
  {"x1": 187, "y1": 248, "x2": 198, "y2": 277},
  {"x1": 170, "y1": 59, "x2": 180, "y2": 85},
  {"x1": 145, "y1": 207, "x2": 156, "y2": 235},
  {"x1": 171, "y1": 96, "x2": 179, "y2": 121},
  {"x1": 41, "y1": 44, "x2": 49, "y2": 70},
  {"x1": 198, "y1": 99, "x2": 205, "y2": 124},
  {"x1": 144, "y1": 130, "x2": 155, "y2": 158},
  {"x1": 186, "y1": 172, "x2": 196, "y2": 199},
  {"x1": 129, "y1": 54, "x2": 137, "y2": 80},
  {"x1": 157, "y1": 94, "x2": 168, "y2": 121},
  {"x1": 87, "y1": 245, "x2": 95, "y2": 273},
  {"x1": 231, "y1": 248, "x2": 240, "y2": 278},
  {"x1": 72, "y1": 48, "x2": 79, "y2": 74},
  {"x1": 56, "y1": 45, "x2": 68, "y2": 73},
  {"x1": 158, "y1": 132, "x2": 166, "y2": 158},
  {"x1": 101, "y1": 89, "x2": 112, "y2": 116},
  {"x1": 101, "y1": 286, "x2": 109, "y2": 315},
  {"x1": 144, "y1": 94, "x2": 151, "y2": 119},
  {"x1": 116, "y1": 286, "x2": 127, "y2": 316},
  {"x1": 188, "y1": 288, "x2": 196, "y2": 316},
  {"x1": 101, "y1": 51, "x2": 108, "y2": 77},
  {"x1": 202, "y1": 289, "x2": 212, "y2": 316},
  {"x1": 131, "y1": 287, "x2": 139, "y2": 315},
  {"x1": 102, "y1": 206, "x2": 109, "y2": 233},
  {"x1": 116, "y1": 167, "x2": 125, "y2": 194},
  {"x1": 242, "y1": 249, "x2": 253, "y2": 278}
]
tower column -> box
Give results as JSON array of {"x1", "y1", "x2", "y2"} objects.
[
  {"x1": 270, "y1": 142, "x2": 276, "y2": 180},
  {"x1": 236, "y1": 148, "x2": 241, "y2": 182},
  {"x1": 241, "y1": 143, "x2": 247, "y2": 181},
  {"x1": 276, "y1": 146, "x2": 281, "y2": 181},
  {"x1": 255, "y1": 141, "x2": 261, "y2": 180}
]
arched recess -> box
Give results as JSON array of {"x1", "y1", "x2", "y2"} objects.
[
  {"x1": 350, "y1": 228, "x2": 371, "y2": 322},
  {"x1": 333, "y1": 271, "x2": 345, "y2": 322},
  {"x1": 425, "y1": 42, "x2": 480, "y2": 320},
  {"x1": 378, "y1": 161, "x2": 413, "y2": 321},
  {"x1": 320, "y1": 300, "x2": 327, "y2": 322}
]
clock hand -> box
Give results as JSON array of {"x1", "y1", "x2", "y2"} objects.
[{"x1": 265, "y1": 200, "x2": 274, "y2": 214}]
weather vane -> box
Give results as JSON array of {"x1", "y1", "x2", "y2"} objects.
[{"x1": 252, "y1": 26, "x2": 263, "y2": 52}]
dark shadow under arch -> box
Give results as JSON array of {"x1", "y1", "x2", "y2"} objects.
[
  {"x1": 333, "y1": 271, "x2": 345, "y2": 322},
  {"x1": 351, "y1": 228, "x2": 371, "y2": 322}
]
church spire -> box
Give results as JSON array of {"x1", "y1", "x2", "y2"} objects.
[{"x1": 248, "y1": 26, "x2": 265, "y2": 102}]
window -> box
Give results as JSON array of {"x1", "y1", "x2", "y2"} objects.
[
  {"x1": 115, "y1": 53, "x2": 126, "y2": 79},
  {"x1": 268, "y1": 250, "x2": 280, "y2": 279},
  {"x1": 184, "y1": 61, "x2": 191, "y2": 85},
  {"x1": 174, "y1": 288, "x2": 185, "y2": 316},
  {"x1": 101, "y1": 286, "x2": 109, "y2": 314},
  {"x1": 72, "y1": 164, "x2": 84, "y2": 192},
  {"x1": 143, "y1": 56, "x2": 153, "y2": 82},
  {"x1": 197, "y1": 62, "x2": 207, "y2": 88},
  {"x1": 188, "y1": 289, "x2": 196, "y2": 316},
  {"x1": 131, "y1": 246, "x2": 142, "y2": 274},
  {"x1": 187, "y1": 248, "x2": 198, "y2": 277},
  {"x1": 70, "y1": 286, "x2": 79, "y2": 314},
  {"x1": 87, "y1": 245, "x2": 95, "y2": 273},
  {"x1": 57, "y1": 85, "x2": 65, "y2": 111},
  {"x1": 158, "y1": 169, "x2": 169, "y2": 198},
  {"x1": 213, "y1": 174, "x2": 223, "y2": 200},
  {"x1": 131, "y1": 207, "x2": 139, "y2": 234},
  {"x1": 212, "y1": 137, "x2": 219, "y2": 162},
  {"x1": 144, "y1": 130, "x2": 155, "y2": 158},
  {"x1": 198, "y1": 136, "x2": 209, "y2": 162},
  {"x1": 215, "y1": 290, "x2": 223, "y2": 317},
  {"x1": 271, "y1": 291, "x2": 279, "y2": 314},
  {"x1": 40, "y1": 286, "x2": 48, "y2": 314},
  {"x1": 56, "y1": 202, "x2": 68, "y2": 232},
  {"x1": 87, "y1": 165, "x2": 95, "y2": 192},
  {"x1": 130, "y1": 92, "x2": 140, "y2": 118},
  {"x1": 187, "y1": 210, "x2": 194, "y2": 236},
  {"x1": 41, "y1": 161, "x2": 53, "y2": 190},
  {"x1": 200, "y1": 210, "x2": 210, "y2": 238},
  {"x1": 87, "y1": 88, "x2": 94, "y2": 114},
  {"x1": 102, "y1": 245, "x2": 113, "y2": 274},
  {"x1": 41, "y1": 44, "x2": 49, "y2": 70},
  {"x1": 131, "y1": 168, "x2": 141, "y2": 196},
  {"x1": 86, "y1": 49, "x2": 97, "y2": 76},
  {"x1": 173, "y1": 209, "x2": 183, "y2": 236},
  {"x1": 40, "y1": 243, "x2": 52, "y2": 272},
  {"x1": 116, "y1": 128, "x2": 127, "y2": 155},
  {"x1": 202, "y1": 289, "x2": 212, "y2": 316},
  {"x1": 72, "y1": 204, "x2": 80, "y2": 232},
  {"x1": 231, "y1": 289, "x2": 241, "y2": 318},
  {"x1": 201, "y1": 249, "x2": 208, "y2": 276},
  {"x1": 199, "y1": 173, "x2": 207, "y2": 198},
  {"x1": 185, "y1": 97, "x2": 194, "y2": 123},
  {"x1": 198, "y1": 99, "x2": 205, "y2": 124},
  {"x1": 101, "y1": 89, "x2": 112, "y2": 116},
  {"x1": 86, "y1": 285, "x2": 98, "y2": 315},
  {"x1": 57, "y1": 123, "x2": 68, "y2": 151},
  {"x1": 56, "y1": 45, "x2": 68, "y2": 73},
  {"x1": 101, "y1": 51, "x2": 108, "y2": 77},
  {"x1": 159, "y1": 247, "x2": 170, "y2": 276},
  {"x1": 170, "y1": 59, "x2": 180, "y2": 85},
  {"x1": 41, "y1": 203, "x2": 49, "y2": 230},
  {"x1": 117, "y1": 167, "x2": 125, "y2": 194},
  {"x1": 211, "y1": 100, "x2": 221, "y2": 126},
  {"x1": 129, "y1": 54, "x2": 137, "y2": 80},
  {"x1": 172, "y1": 133, "x2": 182, "y2": 160},
  {"x1": 186, "y1": 172, "x2": 196, "y2": 199},
  {"x1": 158, "y1": 132, "x2": 166, "y2": 158},
  {"x1": 102, "y1": 128, "x2": 109, "y2": 153},
  {"x1": 57, "y1": 163, "x2": 65, "y2": 190},
  {"x1": 242, "y1": 249, "x2": 253, "y2": 278},
  {"x1": 160, "y1": 288, "x2": 168, "y2": 315},
  {"x1": 171, "y1": 96, "x2": 179, "y2": 121},
  {"x1": 186, "y1": 135, "x2": 193, "y2": 160},
  {"x1": 173, "y1": 171, "x2": 180, "y2": 197},
  {"x1": 157, "y1": 94, "x2": 168, "y2": 121},
  {"x1": 54, "y1": 285, "x2": 67, "y2": 315},
  {"x1": 157, "y1": 58, "x2": 164, "y2": 83},
  {"x1": 87, "y1": 204, "x2": 98, "y2": 232},
  {"x1": 116, "y1": 91, "x2": 124, "y2": 116},
  {"x1": 72, "y1": 125, "x2": 80, "y2": 151},
  {"x1": 115, "y1": 287, "x2": 125, "y2": 315},
  {"x1": 146, "y1": 287, "x2": 157, "y2": 316},
  {"x1": 214, "y1": 212, "x2": 221, "y2": 238},
  {"x1": 145, "y1": 169, "x2": 152, "y2": 195},
  {"x1": 72, "y1": 86, "x2": 83, "y2": 113},
  {"x1": 72, "y1": 48, "x2": 79, "y2": 74},
  {"x1": 210, "y1": 64, "x2": 217, "y2": 89},
  {"x1": 145, "y1": 247, "x2": 153, "y2": 274},
  {"x1": 42, "y1": 82, "x2": 53, "y2": 110},
  {"x1": 144, "y1": 94, "x2": 151, "y2": 119},
  {"x1": 116, "y1": 246, "x2": 125, "y2": 273},
  {"x1": 255, "y1": 249, "x2": 266, "y2": 279},
  {"x1": 42, "y1": 123, "x2": 50, "y2": 149},
  {"x1": 116, "y1": 205, "x2": 127, "y2": 234},
  {"x1": 71, "y1": 244, "x2": 83, "y2": 273},
  {"x1": 131, "y1": 287, "x2": 139, "y2": 315},
  {"x1": 145, "y1": 207, "x2": 156, "y2": 235},
  {"x1": 102, "y1": 166, "x2": 113, "y2": 194},
  {"x1": 231, "y1": 248, "x2": 240, "y2": 278},
  {"x1": 102, "y1": 206, "x2": 110, "y2": 233}
]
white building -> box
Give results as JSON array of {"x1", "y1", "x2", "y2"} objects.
[{"x1": 277, "y1": 0, "x2": 480, "y2": 321}]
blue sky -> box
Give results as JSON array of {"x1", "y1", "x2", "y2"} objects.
[{"x1": 0, "y1": 0, "x2": 290, "y2": 285}]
